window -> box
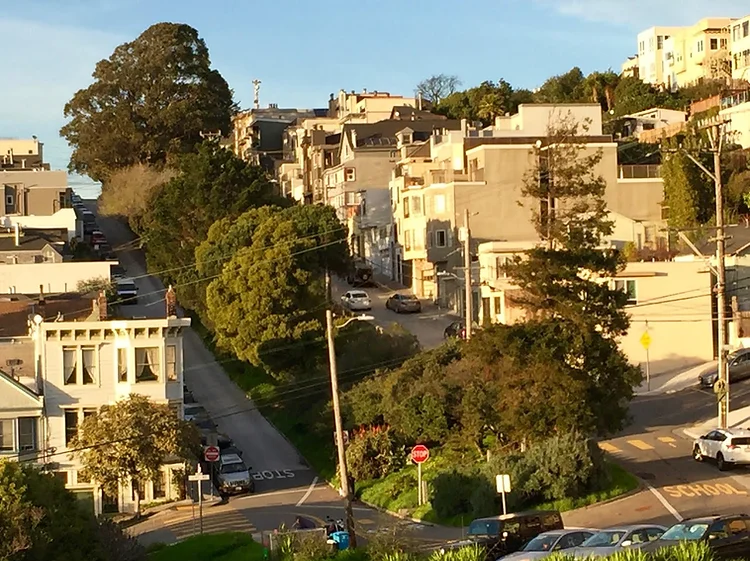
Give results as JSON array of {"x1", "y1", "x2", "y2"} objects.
[
  {"x1": 403, "y1": 197, "x2": 410, "y2": 218},
  {"x1": 64, "y1": 410, "x2": 78, "y2": 445},
  {"x1": 411, "y1": 196, "x2": 422, "y2": 216},
  {"x1": 131, "y1": 479, "x2": 146, "y2": 501},
  {"x1": 710, "y1": 38, "x2": 718, "y2": 50},
  {"x1": 735, "y1": 25, "x2": 742, "y2": 41},
  {"x1": 5, "y1": 194, "x2": 13, "y2": 206},
  {"x1": 18, "y1": 417, "x2": 37, "y2": 451},
  {"x1": 696, "y1": 40, "x2": 704, "y2": 53},
  {"x1": 82, "y1": 408, "x2": 96, "y2": 421},
  {"x1": 657, "y1": 35, "x2": 664, "y2": 49},
  {"x1": 81, "y1": 346, "x2": 97, "y2": 385},
  {"x1": 153, "y1": 471, "x2": 166, "y2": 499},
  {"x1": 433, "y1": 194, "x2": 446, "y2": 213},
  {"x1": 135, "y1": 347, "x2": 160, "y2": 382},
  {"x1": 63, "y1": 347, "x2": 77, "y2": 385},
  {"x1": 720, "y1": 38, "x2": 728, "y2": 49},
  {"x1": 435, "y1": 230, "x2": 447, "y2": 248},
  {"x1": 404, "y1": 230, "x2": 412, "y2": 251},
  {"x1": 744, "y1": 21, "x2": 749, "y2": 37},
  {"x1": 401, "y1": 133, "x2": 412, "y2": 145},
  {"x1": 166, "y1": 345, "x2": 177, "y2": 381},
  {"x1": 494, "y1": 296, "x2": 502, "y2": 316},
  {"x1": 54, "y1": 471, "x2": 69, "y2": 485},
  {"x1": 117, "y1": 348, "x2": 128, "y2": 383},
  {"x1": 344, "y1": 168, "x2": 355, "y2": 182},
  {"x1": 615, "y1": 279, "x2": 637, "y2": 304},
  {"x1": 0, "y1": 419, "x2": 13, "y2": 451}
]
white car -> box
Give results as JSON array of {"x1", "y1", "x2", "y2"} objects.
[
  {"x1": 693, "y1": 428, "x2": 750, "y2": 470},
  {"x1": 341, "y1": 290, "x2": 372, "y2": 311}
]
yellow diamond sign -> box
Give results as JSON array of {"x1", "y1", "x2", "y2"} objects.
[{"x1": 640, "y1": 331, "x2": 651, "y2": 350}]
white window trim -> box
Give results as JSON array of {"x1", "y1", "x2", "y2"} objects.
[
  {"x1": 613, "y1": 278, "x2": 638, "y2": 305},
  {"x1": 62, "y1": 345, "x2": 101, "y2": 387}
]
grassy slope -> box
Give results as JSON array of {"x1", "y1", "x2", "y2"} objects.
[{"x1": 147, "y1": 533, "x2": 265, "y2": 561}]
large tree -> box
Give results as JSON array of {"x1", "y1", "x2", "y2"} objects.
[
  {"x1": 415, "y1": 74, "x2": 461, "y2": 105},
  {"x1": 533, "y1": 67, "x2": 586, "y2": 104},
  {"x1": 206, "y1": 205, "x2": 349, "y2": 380},
  {"x1": 70, "y1": 394, "x2": 199, "y2": 517},
  {"x1": 0, "y1": 460, "x2": 131, "y2": 561},
  {"x1": 141, "y1": 141, "x2": 287, "y2": 310},
  {"x1": 504, "y1": 114, "x2": 642, "y2": 435},
  {"x1": 60, "y1": 23, "x2": 235, "y2": 182}
]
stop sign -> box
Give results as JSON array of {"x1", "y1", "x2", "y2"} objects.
[
  {"x1": 204, "y1": 445, "x2": 220, "y2": 462},
  {"x1": 411, "y1": 444, "x2": 430, "y2": 464}
]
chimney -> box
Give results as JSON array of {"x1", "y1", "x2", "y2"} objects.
[
  {"x1": 98, "y1": 290, "x2": 108, "y2": 320},
  {"x1": 14, "y1": 223, "x2": 20, "y2": 246},
  {"x1": 461, "y1": 119, "x2": 468, "y2": 136},
  {"x1": 417, "y1": 92, "x2": 423, "y2": 111},
  {"x1": 165, "y1": 285, "x2": 177, "y2": 318},
  {"x1": 38, "y1": 285, "x2": 46, "y2": 320}
]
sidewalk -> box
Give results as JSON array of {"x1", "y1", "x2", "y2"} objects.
[
  {"x1": 683, "y1": 404, "x2": 750, "y2": 440},
  {"x1": 634, "y1": 361, "x2": 714, "y2": 396}
]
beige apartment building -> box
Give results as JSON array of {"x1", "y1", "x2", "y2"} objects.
[
  {"x1": 731, "y1": 15, "x2": 750, "y2": 81},
  {"x1": 0, "y1": 138, "x2": 48, "y2": 170},
  {"x1": 390, "y1": 104, "x2": 667, "y2": 306},
  {"x1": 663, "y1": 18, "x2": 733, "y2": 90},
  {"x1": 635, "y1": 26, "x2": 683, "y2": 86},
  {"x1": 328, "y1": 89, "x2": 418, "y2": 124}
]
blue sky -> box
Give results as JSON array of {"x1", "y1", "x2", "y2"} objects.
[{"x1": 2, "y1": 0, "x2": 749, "y2": 176}]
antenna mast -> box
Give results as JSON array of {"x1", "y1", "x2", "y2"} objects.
[{"x1": 252, "y1": 79, "x2": 262, "y2": 109}]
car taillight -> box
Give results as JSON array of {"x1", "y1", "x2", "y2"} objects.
[{"x1": 727, "y1": 444, "x2": 738, "y2": 450}]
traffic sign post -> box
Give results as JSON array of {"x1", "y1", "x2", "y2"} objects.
[
  {"x1": 411, "y1": 445, "x2": 429, "y2": 506},
  {"x1": 640, "y1": 327, "x2": 652, "y2": 391},
  {"x1": 188, "y1": 465, "x2": 210, "y2": 535},
  {"x1": 495, "y1": 474, "x2": 511, "y2": 515},
  {"x1": 204, "y1": 446, "x2": 219, "y2": 501}
]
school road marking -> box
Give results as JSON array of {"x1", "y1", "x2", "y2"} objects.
[
  {"x1": 658, "y1": 436, "x2": 678, "y2": 448},
  {"x1": 646, "y1": 482, "x2": 683, "y2": 522},
  {"x1": 663, "y1": 483, "x2": 748, "y2": 499},
  {"x1": 599, "y1": 443, "x2": 621, "y2": 453}
]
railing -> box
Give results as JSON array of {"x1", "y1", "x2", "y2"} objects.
[
  {"x1": 721, "y1": 89, "x2": 750, "y2": 110},
  {"x1": 618, "y1": 164, "x2": 661, "y2": 179},
  {"x1": 425, "y1": 169, "x2": 469, "y2": 184}
]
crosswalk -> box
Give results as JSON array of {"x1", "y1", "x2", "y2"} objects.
[
  {"x1": 599, "y1": 435, "x2": 680, "y2": 454},
  {"x1": 164, "y1": 508, "x2": 256, "y2": 540}
]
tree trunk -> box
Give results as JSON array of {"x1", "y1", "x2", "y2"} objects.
[
  {"x1": 604, "y1": 86, "x2": 615, "y2": 112},
  {"x1": 134, "y1": 484, "x2": 141, "y2": 519}
]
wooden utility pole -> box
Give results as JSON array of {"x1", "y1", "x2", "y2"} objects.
[
  {"x1": 463, "y1": 208, "x2": 473, "y2": 340},
  {"x1": 325, "y1": 271, "x2": 357, "y2": 547},
  {"x1": 712, "y1": 125, "x2": 729, "y2": 429}
]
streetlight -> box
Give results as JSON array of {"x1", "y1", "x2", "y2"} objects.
[{"x1": 325, "y1": 310, "x2": 373, "y2": 548}]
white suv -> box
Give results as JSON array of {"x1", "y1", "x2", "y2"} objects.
[{"x1": 693, "y1": 428, "x2": 750, "y2": 471}]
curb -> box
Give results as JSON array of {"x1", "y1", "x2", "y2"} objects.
[
  {"x1": 561, "y1": 479, "x2": 646, "y2": 516},
  {"x1": 356, "y1": 496, "x2": 438, "y2": 527}
]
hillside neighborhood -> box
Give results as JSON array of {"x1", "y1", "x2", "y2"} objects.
[{"x1": 5, "y1": 8, "x2": 750, "y2": 561}]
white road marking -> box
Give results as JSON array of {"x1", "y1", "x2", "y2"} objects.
[
  {"x1": 296, "y1": 476, "x2": 319, "y2": 506},
  {"x1": 645, "y1": 481, "x2": 683, "y2": 522}
]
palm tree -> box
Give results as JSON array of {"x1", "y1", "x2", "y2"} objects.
[{"x1": 477, "y1": 92, "x2": 505, "y2": 124}]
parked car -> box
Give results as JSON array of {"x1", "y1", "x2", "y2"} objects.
[
  {"x1": 640, "y1": 514, "x2": 750, "y2": 559},
  {"x1": 699, "y1": 348, "x2": 750, "y2": 388},
  {"x1": 110, "y1": 265, "x2": 127, "y2": 281},
  {"x1": 217, "y1": 453, "x2": 254, "y2": 495},
  {"x1": 91, "y1": 230, "x2": 107, "y2": 244},
  {"x1": 693, "y1": 428, "x2": 750, "y2": 470},
  {"x1": 385, "y1": 293, "x2": 421, "y2": 314},
  {"x1": 115, "y1": 279, "x2": 138, "y2": 305},
  {"x1": 498, "y1": 529, "x2": 596, "y2": 560},
  {"x1": 438, "y1": 511, "x2": 564, "y2": 560},
  {"x1": 571, "y1": 525, "x2": 665, "y2": 558},
  {"x1": 81, "y1": 210, "x2": 96, "y2": 223},
  {"x1": 346, "y1": 262, "x2": 374, "y2": 286},
  {"x1": 184, "y1": 405, "x2": 209, "y2": 422},
  {"x1": 340, "y1": 290, "x2": 372, "y2": 311}
]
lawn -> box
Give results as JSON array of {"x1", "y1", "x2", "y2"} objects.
[
  {"x1": 147, "y1": 532, "x2": 265, "y2": 561},
  {"x1": 357, "y1": 460, "x2": 639, "y2": 527}
]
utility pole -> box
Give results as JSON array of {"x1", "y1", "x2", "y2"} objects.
[
  {"x1": 677, "y1": 122, "x2": 729, "y2": 428},
  {"x1": 325, "y1": 271, "x2": 357, "y2": 547},
  {"x1": 712, "y1": 125, "x2": 729, "y2": 429},
  {"x1": 463, "y1": 208, "x2": 473, "y2": 340}
]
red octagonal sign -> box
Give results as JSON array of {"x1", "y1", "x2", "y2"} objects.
[
  {"x1": 204, "y1": 445, "x2": 220, "y2": 462},
  {"x1": 411, "y1": 444, "x2": 430, "y2": 464}
]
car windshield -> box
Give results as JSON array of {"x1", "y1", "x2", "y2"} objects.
[
  {"x1": 467, "y1": 521, "x2": 500, "y2": 536},
  {"x1": 582, "y1": 531, "x2": 625, "y2": 547},
  {"x1": 351, "y1": 292, "x2": 368, "y2": 298},
  {"x1": 118, "y1": 283, "x2": 136, "y2": 291},
  {"x1": 660, "y1": 523, "x2": 709, "y2": 541},
  {"x1": 221, "y1": 462, "x2": 247, "y2": 474},
  {"x1": 522, "y1": 534, "x2": 559, "y2": 552},
  {"x1": 404, "y1": 295, "x2": 418, "y2": 300}
]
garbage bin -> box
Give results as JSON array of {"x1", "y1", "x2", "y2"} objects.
[{"x1": 329, "y1": 531, "x2": 350, "y2": 551}]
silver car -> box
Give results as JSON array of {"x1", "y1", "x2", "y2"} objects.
[
  {"x1": 341, "y1": 290, "x2": 372, "y2": 311},
  {"x1": 571, "y1": 525, "x2": 665, "y2": 558},
  {"x1": 499, "y1": 529, "x2": 595, "y2": 560},
  {"x1": 217, "y1": 453, "x2": 253, "y2": 494}
]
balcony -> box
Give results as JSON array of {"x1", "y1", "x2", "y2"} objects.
[
  {"x1": 425, "y1": 169, "x2": 470, "y2": 185},
  {"x1": 618, "y1": 164, "x2": 661, "y2": 179}
]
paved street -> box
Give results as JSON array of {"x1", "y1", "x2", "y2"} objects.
[{"x1": 331, "y1": 277, "x2": 455, "y2": 350}]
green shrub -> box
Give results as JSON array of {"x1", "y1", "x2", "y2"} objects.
[
  {"x1": 430, "y1": 469, "x2": 483, "y2": 519},
  {"x1": 346, "y1": 427, "x2": 403, "y2": 481}
]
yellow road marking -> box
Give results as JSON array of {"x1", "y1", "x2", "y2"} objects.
[
  {"x1": 599, "y1": 442, "x2": 621, "y2": 453},
  {"x1": 663, "y1": 483, "x2": 748, "y2": 498},
  {"x1": 658, "y1": 436, "x2": 678, "y2": 448},
  {"x1": 628, "y1": 439, "x2": 654, "y2": 450}
]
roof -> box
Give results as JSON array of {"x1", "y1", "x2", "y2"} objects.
[
  {"x1": 0, "y1": 228, "x2": 66, "y2": 252},
  {"x1": 0, "y1": 368, "x2": 41, "y2": 400},
  {"x1": 220, "y1": 453, "x2": 243, "y2": 464},
  {"x1": 389, "y1": 106, "x2": 448, "y2": 121},
  {"x1": 342, "y1": 118, "x2": 461, "y2": 150},
  {"x1": 694, "y1": 225, "x2": 750, "y2": 256},
  {"x1": 0, "y1": 294, "x2": 96, "y2": 337}
]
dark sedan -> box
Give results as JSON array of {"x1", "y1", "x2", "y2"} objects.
[
  {"x1": 385, "y1": 293, "x2": 422, "y2": 313},
  {"x1": 699, "y1": 348, "x2": 750, "y2": 388}
]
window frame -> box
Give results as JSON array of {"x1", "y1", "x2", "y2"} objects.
[
  {"x1": 117, "y1": 347, "x2": 128, "y2": 383},
  {"x1": 614, "y1": 279, "x2": 638, "y2": 305},
  {"x1": 64, "y1": 409, "x2": 79, "y2": 446},
  {"x1": 17, "y1": 417, "x2": 37, "y2": 452},
  {"x1": 0, "y1": 419, "x2": 14, "y2": 451},
  {"x1": 435, "y1": 230, "x2": 447, "y2": 248},
  {"x1": 135, "y1": 347, "x2": 161, "y2": 383},
  {"x1": 166, "y1": 345, "x2": 178, "y2": 382}
]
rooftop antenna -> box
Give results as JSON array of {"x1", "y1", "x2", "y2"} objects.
[{"x1": 252, "y1": 79, "x2": 262, "y2": 109}]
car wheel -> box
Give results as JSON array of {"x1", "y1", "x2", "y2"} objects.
[
  {"x1": 717, "y1": 453, "x2": 732, "y2": 471},
  {"x1": 693, "y1": 445, "x2": 704, "y2": 462}
]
